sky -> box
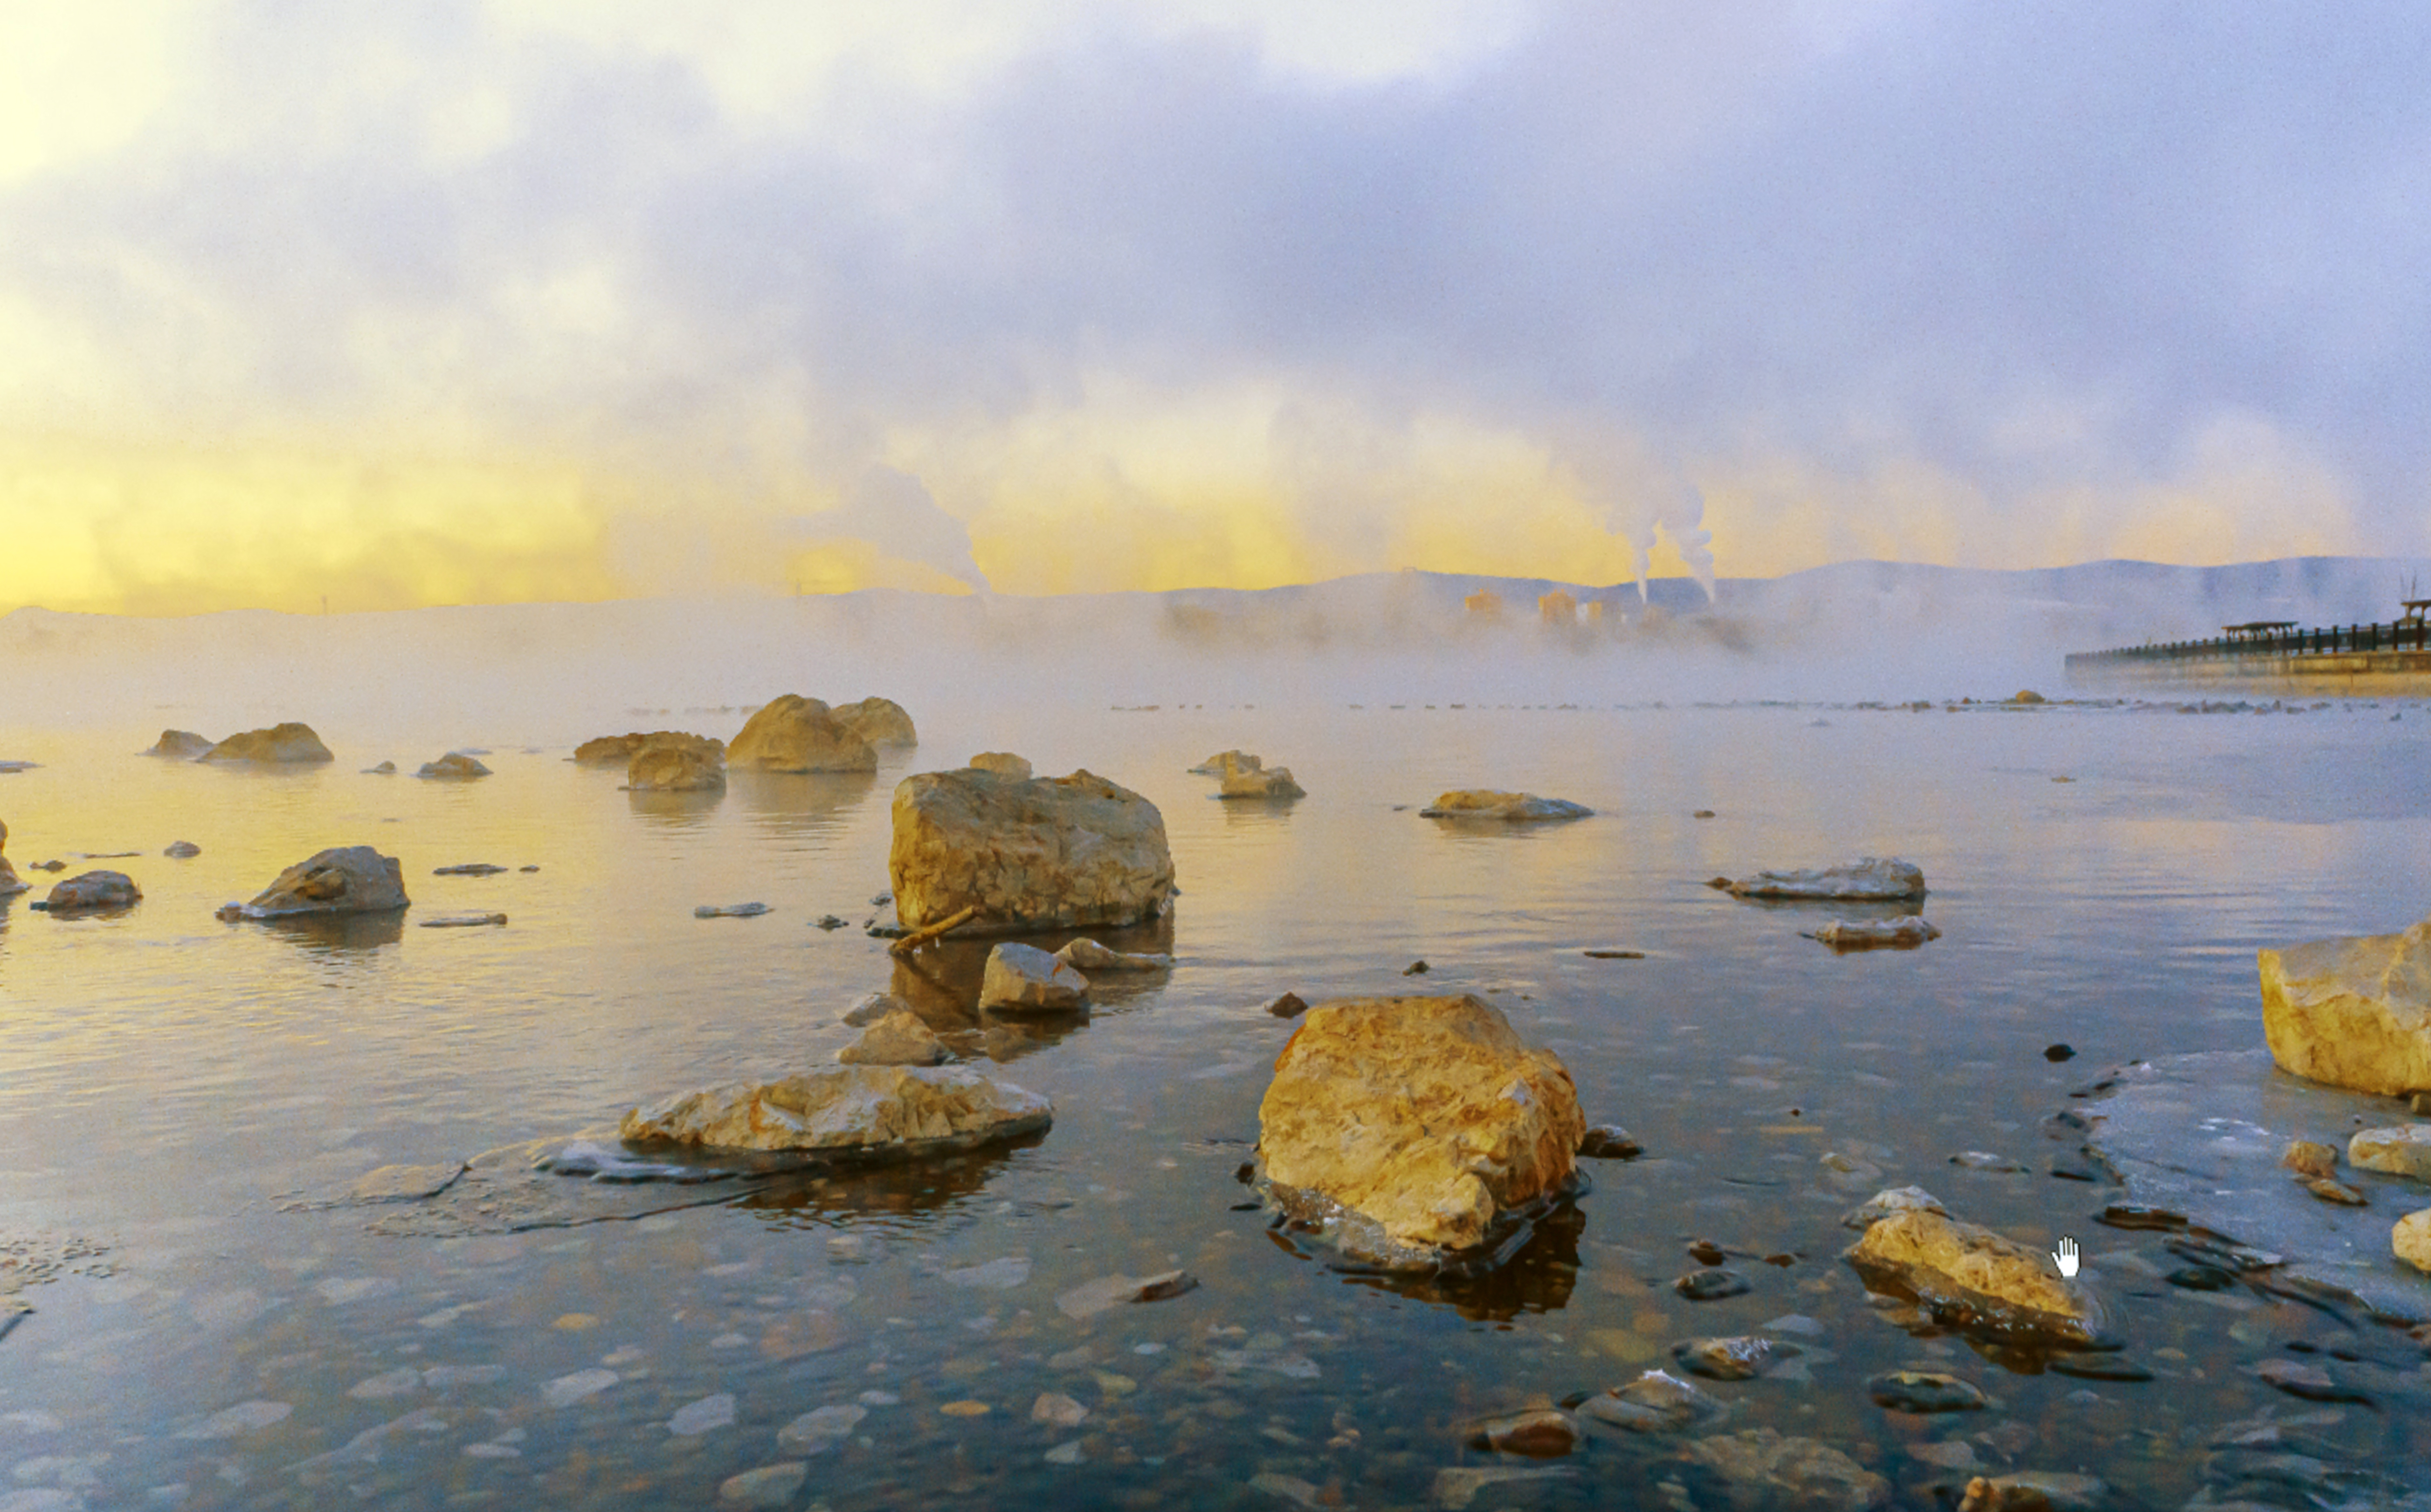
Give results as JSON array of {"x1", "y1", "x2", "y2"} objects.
[{"x1": 3, "y1": 0, "x2": 2430, "y2": 615}]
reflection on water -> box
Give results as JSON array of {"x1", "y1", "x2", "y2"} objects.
[
  {"x1": 253, "y1": 909, "x2": 409, "y2": 952},
  {"x1": 0, "y1": 704, "x2": 2428, "y2": 1510}
]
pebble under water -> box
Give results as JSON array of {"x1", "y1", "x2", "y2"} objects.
[{"x1": 2, "y1": 697, "x2": 2429, "y2": 1511}]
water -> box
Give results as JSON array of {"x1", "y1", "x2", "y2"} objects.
[{"x1": 2, "y1": 697, "x2": 2429, "y2": 1510}]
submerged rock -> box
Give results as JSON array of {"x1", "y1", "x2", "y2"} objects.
[
  {"x1": 240, "y1": 847, "x2": 408, "y2": 918},
  {"x1": 1418, "y1": 790, "x2": 1593, "y2": 821},
  {"x1": 1575, "y1": 1369, "x2": 1728, "y2": 1434},
  {"x1": 2258, "y1": 915, "x2": 2431, "y2": 1096},
  {"x1": 45, "y1": 870, "x2": 140, "y2": 914},
  {"x1": 1844, "y1": 1200, "x2": 2105, "y2": 1347},
  {"x1": 980, "y1": 942, "x2": 1090, "y2": 1012},
  {"x1": 1053, "y1": 1269, "x2": 1198, "y2": 1319},
  {"x1": 695, "y1": 902, "x2": 772, "y2": 919},
  {"x1": 1674, "y1": 1335, "x2": 1799, "y2": 1381},
  {"x1": 1462, "y1": 1407, "x2": 1579, "y2": 1457},
  {"x1": 967, "y1": 752, "x2": 1031, "y2": 780},
  {"x1": 1253, "y1": 994, "x2": 1584, "y2": 1270},
  {"x1": 199, "y1": 722, "x2": 334, "y2": 764},
  {"x1": 1719, "y1": 857, "x2": 1926, "y2": 901},
  {"x1": 1811, "y1": 916, "x2": 1940, "y2": 950},
  {"x1": 419, "y1": 912, "x2": 507, "y2": 928},
  {"x1": 831, "y1": 696, "x2": 918, "y2": 749},
  {"x1": 836, "y1": 1009, "x2": 947, "y2": 1066},
  {"x1": 1958, "y1": 1473, "x2": 2106, "y2": 1512},
  {"x1": 415, "y1": 753, "x2": 491, "y2": 780},
  {"x1": 728, "y1": 695, "x2": 877, "y2": 773},
  {"x1": 627, "y1": 743, "x2": 725, "y2": 791},
  {"x1": 888, "y1": 767, "x2": 1175, "y2": 934},
  {"x1": 2349, "y1": 1124, "x2": 2431, "y2": 1181},
  {"x1": 1054, "y1": 938, "x2": 1172, "y2": 972},
  {"x1": 144, "y1": 729, "x2": 215, "y2": 758},
  {"x1": 619, "y1": 1064, "x2": 1052, "y2": 1157},
  {"x1": 1679, "y1": 1428, "x2": 1889, "y2": 1512},
  {"x1": 1219, "y1": 766, "x2": 1305, "y2": 800},
  {"x1": 1868, "y1": 1369, "x2": 1990, "y2": 1413},
  {"x1": 1842, "y1": 1185, "x2": 1946, "y2": 1230}
]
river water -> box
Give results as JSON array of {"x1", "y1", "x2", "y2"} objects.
[{"x1": 1, "y1": 696, "x2": 2428, "y2": 1510}]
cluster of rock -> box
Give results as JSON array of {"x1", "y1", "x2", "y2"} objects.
[
  {"x1": 722, "y1": 694, "x2": 918, "y2": 775},
  {"x1": 1190, "y1": 751, "x2": 1303, "y2": 800},
  {"x1": 193, "y1": 723, "x2": 335, "y2": 764},
  {"x1": 1419, "y1": 790, "x2": 1592, "y2": 821},
  {"x1": 573, "y1": 731, "x2": 724, "y2": 766}
]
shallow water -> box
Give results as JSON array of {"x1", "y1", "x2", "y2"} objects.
[{"x1": 2, "y1": 698, "x2": 2429, "y2": 1510}]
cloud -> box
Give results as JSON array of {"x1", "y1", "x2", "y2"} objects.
[{"x1": 3, "y1": 0, "x2": 2430, "y2": 611}]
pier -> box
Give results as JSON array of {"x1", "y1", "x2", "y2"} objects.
[{"x1": 2066, "y1": 601, "x2": 2431, "y2": 694}]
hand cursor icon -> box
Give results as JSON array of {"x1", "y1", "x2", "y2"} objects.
[{"x1": 2051, "y1": 1236, "x2": 2080, "y2": 1277}]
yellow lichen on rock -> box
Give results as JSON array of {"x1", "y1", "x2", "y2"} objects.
[
  {"x1": 889, "y1": 767, "x2": 1174, "y2": 933},
  {"x1": 1844, "y1": 1206, "x2": 2103, "y2": 1346},
  {"x1": 2259, "y1": 918, "x2": 2431, "y2": 1097},
  {"x1": 728, "y1": 695, "x2": 877, "y2": 773},
  {"x1": 1255, "y1": 994, "x2": 1583, "y2": 1267}
]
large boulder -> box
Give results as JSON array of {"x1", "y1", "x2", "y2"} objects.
[
  {"x1": 0, "y1": 819, "x2": 24, "y2": 896},
  {"x1": 239, "y1": 846, "x2": 409, "y2": 918},
  {"x1": 45, "y1": 870, "x2": 139, "y2": 914},
  {"x1": 619, "y1": 1065, "x2": 1050, "y2": 1156},
  {"x1": 1254, "y1": 994, "x2": 1584, "y2": 1269},
  {"x1": 1419, "y1": 790, "x2": 1592, "y2": 821},
  {"x1": 1220, "y1": 766, "x2": 1305, "y2": 800},
  {"x1": 1843, "y1": 1195, "x2": 2104, "y2": 1347},
  {"x1": 728, "y1": 696, "x2": 877, "y2": 773},
  {"x1": 628, "y1": 743, "x2": 726, "y2": 792},
  {"x1": 2259, "y1": 917, "x2": 2431, "y2": 1096},
  {"x1": 415, "y1": 753, "x2": 491, "y2": 780},
  {"x1": 144, "y1": 730, "x2": 215, "y2": 758},
  {"x1": 573, "y1": 731, "x2": 724, "y2": 766},
  {"x1": 980, "y1": 942, "x2": 1090, "y2": 1012},
  {"x1": 832, "y1": 697, "x2": 918, "y2": 749},
  {"x1": 2349, "y1": 1125, "x2": 2431, "y2": 1181},
  {"x1": 888, "y1": 768, "x2": 1175, "y2": 933},
  {"x1": 1721, "y1": 857, "x2": 1926, "y2": 901},
  {"x1": 199, "y1": 722, "x2": 334, "y2": 764}
]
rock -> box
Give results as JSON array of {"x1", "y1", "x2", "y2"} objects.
[
  {"x1": 1673, "y1": 1336, "x2": 1799, "y2": 1381},
  {"x1": 2349, "y1": 1124, "x2": 2431, "y2": 1181},
  {"x1": 836, "y1": 1010, "x2": 947, "y2": 1066},
  {"x1": 1262, "y1": 992, "x2": 1309, "y2": 1019},
  {"x1": 434, "y1": 863, "x2": 506, "y2": 876},
  {"x1": 717, "y1": 1462, "x2": 808, "y2": 1508},
  {"x1": 1721, "y1": 857, "x2": 1926, "y2": 901},
  {"x1": 815, "y1": 914, "x2": 847, "y2": 929},
  {"x1": 1949, "y1": 1151, "x2": 2026, "y2": 1172},
  {"x1": 1462, "y1": 1407, "x2": 1579, "y2": 1457},
  {"x1": 415, "y1": 753, "x2": 491, "y2": 779},
  {"x1": 1841, "y1": 1185, "x2": 1946, "y2": 1230},
  {"x1": 1219, "y1": 766, "x2": 1305, "y2": 800},
  {"x1": 1403, "y1": 959, "x2": 1429, "y2": 975},
  {"x1": 1584, "y1": 948, "x2": 1646, "y2": 960},
  {"x1": 1958, "y1": 1473, "x2": 2107, "y2": 1512},
  {"x1": 2011, "y1": 690, "x2": 2047, "y2": 704},
  {"x1": 981, "y1": 942, "x2": 1091, "y2": 1012},
  {"x1": 619, "y1": 1064, "x2": 1052, "y2": 1156},
  {"x1": 1844, "y1": 1202, "x2": 2105, "y2": 1347},
  {"x1": 1434, "y1": 1466, "x2": 1574, "y2": 1508},
  {"x1": 1054, "y1": 938, "x2": 1172, "y2": 971},
  {"x1": 1253, "y1": 994, "x2": 1583, "y2": 1268},
  {"x1": 2303, "y1": 1176, "x2": 2368, "y2": 1206},
  {"x1": 831, "y1": 696, "x2": 918, "y2": 749},
  {"x1": 419, "y1": 912, "x2": 507, "y2": 929},
  {"x1": 239, "y1": 846, "x2": 408, "y2": 918},
  {"x1": 628, "y1": 742, "x2": 725, "y2": 791},
  {"x1": 774, "y1": 1405, "x2": 865, "y2": 1450},
  {"x1": 1053, "y1": 1269, "x2": 1198, "y2": 1319},
  {"x1": 967, "y1": 752, "x2": 1031, "y2": 780},
  {"x1": 1031, "y1": 1392, "x2": 1088, "y2": 1428},
  {"x1": 840, "y1": 991, "x2": 913, "y2": 1027},
  {"x1": 888, "y1": 767, "x2": 1175, "y2": 933},
  {"x1": 2397, "y1": 1209, "x2": 2431, "y2": 1273},
  {"x1": 1811, "y1": 916, "x2": 1940, "y2": 950},
  {"x1": 346, "y1": 1162, "x2": 468, "y2": 1201},
  {"x1": 728, "y1": 695, "x2": 877, "y2": 773},
  {"x1": 144, "y1": 729, "x2": 216, "y2": 758},
  {"x1": 0, "y1": 819, "x2": 24, "y2": 896},
  {"x1": 695, "y1": 902, "x2": 772, "y2": 918},
  {"x1": 365, "y1": 761, "x2": 396, "y2": 774},
  {"x1": 1188, "y1": 750, "x2": 1260, "y2": 777},
  {"x1": 2044, "y1": 1043, "x2": 2076, "y2": 1062},
  {"x1": 2257, "y1": 916, "x2": 2431, "y2": 1096},
  {"x1": 198, "y1": 722, "x2": 334, "y2": 764},
  {"x1": 1675, "y1": 1268, "x2": 1751, "y2": 1300},
  {"x1": 1418, "y1": 790, "x2": 1593, "y2": 821},
  {"x1": 574, "y1": 731, "x2": 723, "y2": 766},
  {"x1": 1575, "y1": 1369, "x2": 1728, "y2": 1434},
  {"x1": 2252, "y1": 1358, "x2": 2366, "y2": 1403},
  {"x1": 1868, "y1": 1369, "x2": 1989, "y2": 1412},
  {"x1": 164, "y1": 840, "x2": 201, "y2": 858},
  {"x1": 1680, "y1": 1428, "x2": 1890, "y2": 1512},
  {"x1": 1579, "y1": 1125, "x2": 1642, "y2": 1160},
  {"x1": 41, "y1": 870, "x2": 138, "y2": 914}
]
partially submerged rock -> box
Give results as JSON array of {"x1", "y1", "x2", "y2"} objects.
[
  {"x1": 889, "y1": 767, "x2": 1175, "y2": 934},
  {"x1": 1959, "y1": 1474, "x2": 2107, "y2": 1512},
  {"x1": 627, "y1": 743, "x2": 725, "y2": 791},
  {"x1": 1842, "y1": 1185, "x2": 1946, "y2": 1230},
  {"x1": 695, "y1": 902, "x2": 772, "y2": 919},
  {"x1": 45, "y1": 870, "x2": 140, "y2": 914},
  {"x1": 0, "y1": 819, "x2": 24, "y2": 896},
  {"x1": 419, "y1": 912, "x2": 507, "y2": 928},
  {"x1": 1811, "y1": 916, "x2": 1940, "y2": 950},
  {"x1": 2352, "y1": 1125, "x2": 2431, "y2": 1181},
  {"x1": 831, "y1": 696, "x2": 918, "y2": 749},
  {"x1": 728, "y1": 696, "x2": 877, "y2": 773},
  {"x1": 1844, "y1": 1198, "x2": 2106, "y2": 1348},
  {"x1": 836, "y1": 1010, "x2": 947, "y2": 1066},
  {"x1": 199, "y1": 722, "x2": 334, "y2": 764},
  {"x1": 1678, "y1": 1428, "x2": 1889, "y2": 1512},
  {"x1": 1054, "y1": 938, "x2": 1171, "y2": 972},
  {"x1": 2259, "y1": 917, "x2": 2431, "y2": 1096},
  {"x1": 1219, "y1": 766, "x2": 1305, "y2": 800},
  {"x1": 240, "y1": 846, "x2": 409, "y2": 918},
  {"x1": 2399, "y1": 1209, "x2": 2431, "y2": 1273},
  {"x1": 980, "y1": 942, "x2": 1090, "y2": 1013},
  {"x1": 1188, "y1": 750, "x2": 1260, "y2": 777},
  {"x1": 1462, "y1": 1408, "x2": 1579, "y2": 1457},
  {"x1": 144, "y1": 729, "x2": 215, "y2": 758},
  {"x1": 1418, "y1": 790, "x2": 1593, "y2": 821},
  {"x1": 1719, "y1": 857, "x2": 1926, "y2": 901},
  {"x1": 574, "y1": 731, "x2": 723, "y2": 766},
  {"x1": 1054, "y1": 1269, "x2": 1198, "y2": 1319},
  {"x1": 1575, "y1": 1369, "x2": 1728, "y2": 1434},
  {"x1": 2282, "y1": 1139, "x2": 2339, "y2": 1177},
  {"x1": 1253, "y1": 994, "x2": 1584, "y2": 1270},
  {"x1": 164, "y1": 840, "x2": 201, "y2": 858},
  {"x1": 619, "y1": 1065, "x2": 1051, "y2": 1157},
  {"x1": 1673, "y1": 1335, "x2": 1799, "y2": 1381},
  {"x1": 967, "y1": 752, "x2": 1031, "y2": 780},
  {"x1": 415, "y1": 753, "x2": 491, "y2": 780}
]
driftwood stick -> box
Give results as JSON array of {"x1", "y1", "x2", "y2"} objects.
[{"x1": 887, "y1": 904, "x2": 981, "y2": 957}]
